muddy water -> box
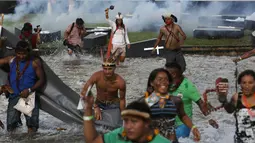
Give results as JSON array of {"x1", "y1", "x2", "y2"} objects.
[{"x1": 0, "y1": 50, "x2": 254, "y2": 142}]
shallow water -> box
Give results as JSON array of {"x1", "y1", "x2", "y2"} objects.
[{"x1": 0, "y1": 49, "x2": 254, "y2": 142}]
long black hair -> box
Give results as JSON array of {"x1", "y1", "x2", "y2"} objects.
[
  {"x1": 146, "y1": 68, "x2": 173, "y2": 95},
  {"x1": 115, "y1": 19, "x2": 125, "y2": 30}
]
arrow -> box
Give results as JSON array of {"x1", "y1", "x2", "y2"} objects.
[{"x1": 144, "y1": 46, "x2": 164, "y2": 55}]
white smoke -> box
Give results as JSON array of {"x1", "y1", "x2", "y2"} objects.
[
  {"x1": 3, "y1": 0, "x2": 255, "y2": 34},
  {"x1": 246, "y1": 12, "x2": 255, "y2": 21}
]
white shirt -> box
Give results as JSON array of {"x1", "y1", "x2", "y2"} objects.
[{"x1": 106, "y1": 19, "x2": 130, "y2": 46}]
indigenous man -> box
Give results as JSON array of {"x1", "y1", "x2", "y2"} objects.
[
  {"x1": 105, "y1": 7, "x2": 130, "y2": 65},
  {"x1": 83, "y1": 98, "x2": 171, "y2": 143},
  {"x1": 64, "y1": 18, "x2": 86, "y2": 56},
  {"x1": 0, "y1": 41, "x2": 45, "y2": 133},
  {"x1": 80, "y1": 57, "x2": 126, "y2": 120},
  {"x1": 153, "y1": 14, "x2": 187, "y2": 72},
  {"x1": 19, "y1": 22, "x2": 41, "y2": 50},
  {"x1": 165, "y1": 62, "x2": 211, "y2": 139}
]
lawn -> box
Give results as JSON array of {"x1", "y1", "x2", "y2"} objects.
[
  {"x1": 3, "y1": 20, "x2": 253, "y2": 46},
  {"x1": 86, "y1": 23, "x2": 253, "y2": 46}
]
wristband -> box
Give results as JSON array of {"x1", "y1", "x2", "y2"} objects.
[
  {"x1": 191, "y1": 125, "x2": 197, "y2": 130},
  {"x1": 83, "y1": 115, "x2": 94, "y2": 121}
]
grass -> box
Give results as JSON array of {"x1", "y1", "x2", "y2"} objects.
[
  {"x1": 184, "y1": 30, "x2": 252, "y2": 46},
  {"x1": 2, "y1": 18, "x2": 253, "y2": 46},
  {"x1": 128, "y1": 30, "x2": 252, "y2": 46},
  {"x1": 85, "y1": 23, "x2": 253, "y2": 46}
]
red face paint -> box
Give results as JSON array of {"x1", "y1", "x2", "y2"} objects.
[{"x1": 165, "y1": 19, "x2": 172, "y2": 25}]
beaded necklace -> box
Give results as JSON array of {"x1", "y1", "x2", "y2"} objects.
[{"x1": 242, "y1": 93, "x2": 255, "y2": 117}]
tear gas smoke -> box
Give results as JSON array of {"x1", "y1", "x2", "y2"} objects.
[{"x1": 3, "y1": 0, "x2": 255, "y2": 34}]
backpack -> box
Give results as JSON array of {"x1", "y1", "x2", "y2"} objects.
[
  {"x1": 68, "y1": 22, "x2": 75, "y2": 35},
  {"x1": 63, "y1": 23, "x2": 75, "y2": 46}
]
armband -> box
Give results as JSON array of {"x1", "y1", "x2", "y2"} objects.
[
  {"x1": 83, "y1": 115, "x2": 94, "y2": 121},
  {"x1": 191, "y1": 125, "x2": 197, "y2": 131}
]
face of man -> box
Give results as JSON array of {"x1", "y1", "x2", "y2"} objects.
[
  {"x1": 77, "y1": 24, "x2": 84, "y2": 29},
  {"x1": 122, "y1": 115, "x2": 149, "y2": 141},
  {"x1": 165, "y1": 68, "x2": 175, "y2": 78},
  {"x1": 16, "y1": 50, "x2": 29, "y2": 61},
  {"x1": 164, "y1": 17, "x2": 173, "y2": 25},
  {"x1": 102, "y1": 66, "x2": 115, "y2": 78}
]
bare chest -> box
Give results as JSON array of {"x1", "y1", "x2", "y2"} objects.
[{"x1": 96, "y1": 78, "x2": 119, "y2": 92}]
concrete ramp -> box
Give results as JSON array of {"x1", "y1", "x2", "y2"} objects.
[{"x1": 0, "y1": 27, "x2": 122, "y2": 128}]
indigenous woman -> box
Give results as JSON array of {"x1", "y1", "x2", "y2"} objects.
[
  {"x1": 144, "y1": 68, "x2": 200, "y2": 143},
  {"x1": 220, "y1": 70, "x2": 255, "y2": 143},
  {"x1": 105, "y1": 7, "x2": 130, "y2": 65}
]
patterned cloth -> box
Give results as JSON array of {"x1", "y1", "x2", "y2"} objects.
[{"x1": 151, "y1": 117, "x2": 175, "y2": 137}]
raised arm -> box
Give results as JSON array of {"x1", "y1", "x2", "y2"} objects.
[
  {"x1": 36, "y1": 29, "x2": 41, "y2": 44},
  {"x1": 233, "y1": 49, "x2": 255, "y2": 63},
  {"x1": 105, "y1": 8, "x2": 109, "y2": 19},
  {"x1": 105, "y1": 8, "x2": 115, "y2": 28}
]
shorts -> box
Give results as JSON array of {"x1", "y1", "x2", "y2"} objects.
[
  {"x1": 164, "y1": 49, "x2": 186, "y2": 73},
  {"x1": 175, "y1": 124, "x2": 191, "y2": 139},
  {"x1": 111, "y1": 45, "x2": 126, "y2": 57}
]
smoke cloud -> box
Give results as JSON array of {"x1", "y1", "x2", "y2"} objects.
[{"x1": 3, "y1": 0, "x2": 255, "y2": 35}]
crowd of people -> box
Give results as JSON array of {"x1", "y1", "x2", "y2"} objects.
[{"x1": 0, "y1": 7, "x2": 255, "y2": 143}]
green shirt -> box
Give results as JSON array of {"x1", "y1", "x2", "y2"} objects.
[
  {"x1": 169, "y1": 77, "x2": 201, "y2": 126},
  {"x1": 103, "y1": 127, "x2": 171, "y2": 143}
]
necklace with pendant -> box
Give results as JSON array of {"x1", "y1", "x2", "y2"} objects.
[
  {"x1": 159, "y1": 98, "x2": 166, "y2": 108},
  {"x1": 156, "y1": 93, "x2": 170, "y2": 109}
]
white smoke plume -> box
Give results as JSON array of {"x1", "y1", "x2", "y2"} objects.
[
  {"x1": 3, "y1": 0, "x2": 255, "y2": 34},
  {"x1": 246, "y1": 12, "x2": 255, "y2": 21}
]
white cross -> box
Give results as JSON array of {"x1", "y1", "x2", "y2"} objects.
[{"x1": 144, "y1": 46, "x2": 164, "y2": 55}]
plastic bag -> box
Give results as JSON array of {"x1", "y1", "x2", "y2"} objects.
[
  {"x1": 77, "y1": 85, "x2": 93, "y2": 110},
  {"x1": 14, "y1": 92, "x2": 35, "y2": 117}
]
